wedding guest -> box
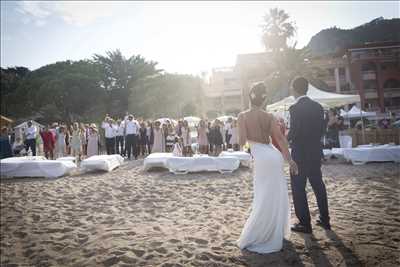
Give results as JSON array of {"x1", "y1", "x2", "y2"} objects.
[
  {"x1": 36, "y1": 128, "x2": 43, "y2": 156},
  {"x1": 0, "y1": 127, "x2": 12, "y2": 159},
  {"x1": 146, "y1": 121, "x2": 154, "y2": 154},
  {"x1": 125, "y1": 114, "x2": 139, "y2": 160},
  {"x1": 80, "y1": 123, "x2": 88, "y2": 157},
  {"x1": 229, "y1": 119, "x2": 239, "y2": 151},
  {"x1": 70, "y1": 122, "x2": 82, "y2": 161},
  {"x1": 65, "y1": 125, "x2": 72, "y2": 155},
  {"x1": 115, "y1": 119, "x2": 125, "y2": 156},
  {"x1": 181, "y1": 120, "x2": 192, "y2": 157},
  {"x1": 172, "y1": 136, "x2": 183, "y2": 157},
  {"x1": 152, "y1": 121, "x2": 165, "y2": 153},
  {"x1": 55, "y1": 126, "x2": 67, "y2": 158},
  {"x1": 197, "y1": 119, "x2": 209, "y2": 154},
  {"x1": 207, "y1": 121, "x2": 213, "y2": 154},
  {"x1": 209, "y1": 121, "x2": 223, "y2": 156},
  {"x1": 87, "y1": 125, "x2": 99, "y2": 157},
  {"x1": 175, "y1": 120, "x2": 183, "y2": 137},
  {"x1": 225, "y1": 117, "x2": 233, "y2": 149},
  {"x1": 12, "y1": 137, "x2": 26, "y2": 156},
  {"x1": 102, "y1": 116, "x2": 116, "y2": 155},
  {"x1": 162, "y1": 123, "x2": 170, "y2": 152},
  {"x1": 326, "y1": 109, "x2": 340, "y2": 148},
  {"x1": 139, "y1": 122, "x2": 148, "y2": 156},
  {"x1": 218, "y1": 120, "x2": 226, "y2": 151},
  {"x1": 40, "y1": 126, "x2": 56, "y2": 159},
  {"x1": 24, "y1": 121, "x2": 37, "y2": 156}
]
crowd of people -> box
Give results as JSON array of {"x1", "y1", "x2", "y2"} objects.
[
  {"x1": 0, "y1": 114, "x2": 246, "y2": 160},
  {"x1": 0, "y1": 108, "x2": 397, "y2": 160},
  {"x1": 98, "y1": 114, "x2": 242, "y2": 159}
]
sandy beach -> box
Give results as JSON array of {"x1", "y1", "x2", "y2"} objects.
[{"x1": 1, "y1": 159, "x2": 399, "y2": 267}]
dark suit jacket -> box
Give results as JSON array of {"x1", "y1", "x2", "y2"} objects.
[{"x1": 288, "y1": 96, "x2": 325, "y2": 168}]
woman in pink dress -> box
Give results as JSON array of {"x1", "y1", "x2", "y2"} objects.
[{"x1": 197, "y1": 119, "x2": 209, "y2": 154}]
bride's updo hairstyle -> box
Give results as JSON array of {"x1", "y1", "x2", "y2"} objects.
[{"x1": 249, "y1": 82, "x2": 267, "y2": 107}]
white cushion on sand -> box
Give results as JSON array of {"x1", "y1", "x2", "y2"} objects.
[
  {"x1": 323, "y1": 149, "x2": 333, "y2": 157},
  {"x1": 144, "y1": 153, "x2": 240, "y2": 174},
  {"x1": 143, "y1": 153, "x2": 174, "y2": 171},
  {"x1": 0, "y1": 156, "x2": 77, "y2": 178},
  {"x1": 339, "y1": 135, "x2": 353, "y2": 148},
  {"x1": 81, "y1": 154, "x2": 124, "y2": 172},
  {"x1": 342, "y1": 145, "x2": 400, "y2": 165},
  {"x1": 166, "y1": 155, "x2": 239, "y2": 174},
  {"x1": 219, "y1": 151, "x2": 251, "y2": 166},
  {"x1": 56, "y1": 156, "x2": 76, "y2": 163}
]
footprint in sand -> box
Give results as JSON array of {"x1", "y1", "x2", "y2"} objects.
[
  {"x1": 183, "y1": 250, "x2": 193, "y2": 258},
  {"x1": 132, "y1": 249, "x2": 145, "y2": 257},
  {"x1": 155, "y1": 247, "x2": 168, "y2": 254},
  {"x1": 150, "y1": 241, "x2": 163, "y2": 247},
  {"x1": 103, "y1": 256, "x2": 120, "y2": 266}
]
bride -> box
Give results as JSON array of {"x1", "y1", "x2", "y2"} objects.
[{"x1": 237, "y1": 82, "x2": 298, "y2": 253}]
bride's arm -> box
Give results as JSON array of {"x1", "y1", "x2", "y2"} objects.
[
  {"x1": 237, "y1": 113, "x2": 247, "y2": 149},
  {"x1": 271, "y1": 117, "x2": 298, "y2": 175}
]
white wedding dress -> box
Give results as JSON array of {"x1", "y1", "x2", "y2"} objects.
[{"x1": 237, "y1": 142, "x2": 290, "y2": 253}]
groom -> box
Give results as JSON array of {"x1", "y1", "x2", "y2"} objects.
[{"x1": 288, "y1": 77, "x2": 330, "y2": 234}]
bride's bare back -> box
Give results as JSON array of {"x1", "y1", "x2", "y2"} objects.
[{"x1": 237, "y1": 108, "x2": 273, "y2": 146}]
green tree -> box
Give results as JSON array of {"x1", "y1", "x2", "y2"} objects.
[
  {"x1": 15, "y1": 60, "x2": 105, "y2": 123},
  {"x1": 0, "y1": 67, "x2": 30, "y2": 117},
  {"x1": 93, "y1": 49, "x2": 161, "y2": 116}
]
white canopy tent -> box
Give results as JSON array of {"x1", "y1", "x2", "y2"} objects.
[
  {"x1": 183, "y1": 116, "x2": 201, "y2": 127},
  {"x1": 216, "y1": 115, "x2": 237, "y2": 123},
  {"x1": 340, "y1": 106, "x2": 376, "y2": 119},
  {"x1": 14, "y1": 120, "x2": 45, "y2": 141},
  {"x1": 156, "y1": 118, "x2": 178, "y2": 125},
  {"x1": 267, "y1": 84, "x2": 367, "y2": 143},
  {"x1": 267, "y1": 84, "x2": 360, "y2": 112}
]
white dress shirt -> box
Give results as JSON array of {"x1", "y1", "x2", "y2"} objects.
[
  {"x1": 25, "y1": 126, "x2": 37, "y2": 140},
  {"x1": 102, "y1": 122, "x2": 116, "y2": 138},
  {"x1": 125, "y1": 120, "x2": 139, "y2": 135},
  {"x1": 116, "y1": 123, "x2": 125, "y2": 136}
]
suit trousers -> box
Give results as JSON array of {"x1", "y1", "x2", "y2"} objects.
[
  {"x1": 116, "y1": 136, "x2": 124, "y2": 155},
  {"x1": 105, "y1": 137, "x2": 115, "y2": 155},
  {"x1": 126, "y1": 134, "x2": 138, "y2": 159},
  {"x1": 290, "y1": 162, "x2": 329, "y2": 228},
  {"x1": 25, "y1": 138, "x2": 36, "y2": 156}
]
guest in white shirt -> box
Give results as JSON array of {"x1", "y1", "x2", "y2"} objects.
[
  {"x1": 24, "y1": 121, "x2": 37, "y2": 156},
  {"x1": 115, "y1": 119, "x2": 125, "y2": 156},
  {"x1": 229, "y1": 120, "x2": 239, "y2": 151},
  {"x1": 101, "y1": 116, "x2": 117, "y2": 155},
  {"x1": 125, "y1": 114, "x2": 139, "y2": 160}
]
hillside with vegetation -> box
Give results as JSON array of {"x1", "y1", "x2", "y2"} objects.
[{"x1": 307, "y1": 17, "x2": 400, "y2": 56}]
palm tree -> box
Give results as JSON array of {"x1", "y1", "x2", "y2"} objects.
[
  {"x1": 260, "y1": 8, "x2": 326, "y2": 103},
  {"x1": 261, "y1": 8, "x2": 296, "y2": 52}
]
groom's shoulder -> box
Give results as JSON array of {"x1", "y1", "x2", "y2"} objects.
[{"x1": 308, "y1": 99, "x2": 324, "y2": 111}]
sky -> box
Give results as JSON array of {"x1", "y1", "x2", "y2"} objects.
[{"x1": 1, "y1": 1, "x2": 399, "y2": 75}]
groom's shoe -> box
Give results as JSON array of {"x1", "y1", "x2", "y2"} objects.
[
  {"x1": 316, "y1": 219, "x2": 331, "y2": 230},
  {"x1": 291, "y1": 223, "x2": 312, "y2": 234}
]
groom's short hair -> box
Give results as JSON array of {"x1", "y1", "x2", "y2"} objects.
[{"x1": 292, "y1": 77, "x2": 309, "y2": 95}]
